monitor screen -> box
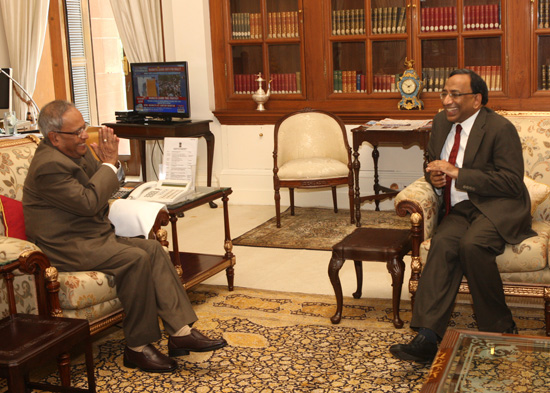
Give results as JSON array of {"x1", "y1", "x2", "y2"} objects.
[
  {"x1": 0, "y1": 68, "x2": 12, "y2": 115},
  {"x1": 130, "y1": 61, "x2": 190, "y2": 119}
]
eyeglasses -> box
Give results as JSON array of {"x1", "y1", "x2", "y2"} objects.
[
  {"x1": 439, "y1": 92, "x2": 477, "y2": 100},
  {"x1": 53, "y1": 123, "x2": 89, "y2": 138}
]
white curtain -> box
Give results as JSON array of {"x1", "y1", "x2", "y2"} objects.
[
  {"x1": 0, "y1": 0, "x2": 49, "y2": 119},
  {"x1": 110, "y1": 0, "x2": 164, "y2": 63}
]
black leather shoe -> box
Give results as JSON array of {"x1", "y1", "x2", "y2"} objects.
[
  {"x1": 168, "y1": 329, "x2": 228, "y2": 357},
  {"x1": 123, "y1": 345, "x2": 177, "y2": 373},
  {"x1": 503, "y1": 322, "x2": 518, "y2": 334},
  {"x1": 390, "y1": 334, "x2": 438, "y2": 363}
]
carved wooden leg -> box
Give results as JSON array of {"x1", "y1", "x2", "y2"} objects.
[
  {"x1": 57, "y1": 352, "x2": 71, "y2": 387},
  {"x1": 545, "y1": 297, "x2": 550, "y2": 337},
  {"x1": 331, "y1": 186, "x2": 338, "y2": 213},
  {"x1": 84, "y1": 339, "x2": 97, "y2": 392},
  {"x1": 289, "y1": 188, "x2": 295, "y2": 216},
  {"x1": 352, "y1": 260, "x2": 363, "y2": 299},
  {"x1": 387, "y1": 255, "x2": 405, "y2": 329},
  {"x1": 328, "y1": 252, "x2": 346, "y2": 324}
]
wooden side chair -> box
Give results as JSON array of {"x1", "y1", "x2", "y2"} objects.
[
  {"x1": 0, "y1": 250, "x2": 96, "y2": 392},
  {"x1": 273, "y1": 108, "x2": 355, "y2": 228}
]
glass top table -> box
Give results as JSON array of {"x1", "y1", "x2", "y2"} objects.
[{"x1": 421, "y1": 329, "x2": 550, "y2": 393}]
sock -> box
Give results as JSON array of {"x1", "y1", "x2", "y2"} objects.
[
  {"x1": 128, "y1": 344, "x2": 147, "y2": 352},
  {"x1": 418, "y1": 328, "x2": 439, "y2": 344},
  {"x1": 174, "y1": 325, "x2": 192, "y2": 337}
]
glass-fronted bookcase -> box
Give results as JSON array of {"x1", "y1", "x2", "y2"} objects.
[{"x1": 209, "y1": 0, "x2": 549, "y2": 124}]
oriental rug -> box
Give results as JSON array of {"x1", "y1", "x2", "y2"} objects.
[
  {"x1": 232, "y1": 207, "x2": 411, "y2": 251},
  {"x1": 17, "y1": 284, "x2": 547, "y2": 393}
]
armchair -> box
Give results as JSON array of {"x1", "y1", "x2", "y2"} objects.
[
  {"x1": 394, "y1": 111, "x2": 550, "y2": 336},
  {"x1": 0, "y1": 135, "x2": 169, "y2": 335},
  {"x1": 273, "y1": 108, "x2": 355, "y2": 228}
]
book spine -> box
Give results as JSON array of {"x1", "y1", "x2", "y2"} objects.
[{"x1": 268, "y1": 13, "x2": 273, "y2": 38}]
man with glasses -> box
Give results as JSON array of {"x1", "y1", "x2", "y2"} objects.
[
  {"x1": 390, "y1": 69, "x2": 535, "y2": 363},
  {"x1": 23, "y1": 100, "x2": 227, "y2": 373}
]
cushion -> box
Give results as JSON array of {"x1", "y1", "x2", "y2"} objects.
[
  {"x1": 524, "y1": 176, "x2": 550, "y2": 215},
  {"x1": 0, "y1": 195, "x2": 26, "y2": 240},
  {"x1": 278, "y1": 157, "x2": 349, "y2": 180}
]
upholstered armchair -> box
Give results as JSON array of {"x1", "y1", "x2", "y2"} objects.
[
  {"x1": 273, "y1": 108, "x2": 355, "y2": 228},
  {"x1": 394, "y1": 111, "x2": 550, "y2": 336},
  {"x1": 0, "y1": 135, "x2": 169, "y2": 335}
]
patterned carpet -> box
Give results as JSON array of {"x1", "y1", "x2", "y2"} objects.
[
  {"x1": 232, "y1": 207, "x2": 411, "y2": 251},
  {"x1": 11, "y1": 284, "x2": 546, "y2": 393}
]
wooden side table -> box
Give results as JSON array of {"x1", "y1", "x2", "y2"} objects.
[
  {"x1": 166, "y1": 186, "x2": 235, "y2": 291},
  {"x1": 0, "y1": 314, "x2": 96, "y2": 393},
  {"x1": 351, "y1": 125, "x2": 431, "y2": 225},
  {"x1": 328, "y1": 227, "x2": 411, "y2": 329}
]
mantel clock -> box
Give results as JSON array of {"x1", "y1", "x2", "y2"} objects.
[{"x1": 397, "y1": 59, "x2": 424, "y2": 110}]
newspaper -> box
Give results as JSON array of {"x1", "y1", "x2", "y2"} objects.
[{"x1": 365, "y1": 118, "x2": 432, "y2": 131}]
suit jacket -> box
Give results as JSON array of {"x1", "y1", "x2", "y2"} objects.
[
  {"x1": 426, "y1": 107, "x2": 535, "y2": 244},
  {"x1": 23, "y1": 138, "x2": 121, "y2": 271}
]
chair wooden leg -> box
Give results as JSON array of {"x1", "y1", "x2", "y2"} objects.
[
  {"x1": 289, "y1": 188, "x2": 295, "y2": 216},
  {"x1": 328, "y1": 253, "x2": 345, "y2": 324},
  {"x1": 545, "y1": 298, "x2": 550, "y2": 337},
  {"x1": 331, "y1": 186, "x2": 338, "y2": 213},
  {"x1": 352, "y1": 260, "x2": 362, "y2": 299},
  {"x1": 84, "y1": 339, "x2": 97, "y2": 392},
  {"x1": 348, "y1": 183, "x2": 355, "y2": 224},
  {"x1": 275, "y1": 187, "x2": 281, "y2": 228}
]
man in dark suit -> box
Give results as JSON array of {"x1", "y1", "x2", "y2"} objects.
[
  {"x1": 23, "y1": 100, "x2": 227, "y2": 373},
  {"x1": 390, "y1": 69, "x2": 536, "y2": 363}
]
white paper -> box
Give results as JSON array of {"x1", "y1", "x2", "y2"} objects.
[
  {"x1": 162, "y1": 138, "x2": 198, "y2": 182},
  {"x1": 366, "y1": 118, "x2": 432, "y2": 131}
]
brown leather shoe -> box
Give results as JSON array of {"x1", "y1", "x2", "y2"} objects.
[
  {"x1": 168, "y1": 329, "x2": 227, "y2": 357},
  {"x1": 123, "y1": 344, "x2": 177, "y2": 373}
]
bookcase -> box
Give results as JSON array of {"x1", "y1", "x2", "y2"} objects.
[{"x1": 209, "y1": 0, "x2": 550, "y2": 125}]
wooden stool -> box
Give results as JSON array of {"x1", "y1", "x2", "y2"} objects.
[{"x1": 328, "y1": 227, "x2": 411, "y2": 328}]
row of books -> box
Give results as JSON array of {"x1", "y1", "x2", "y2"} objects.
[
  {"x1": 332, "y1": 9, "x2": 366, "y2": 35},
  {"x1": 333, "y1": 70, "x2": 365, "y2": 93},
  {"x1": 231, "y1": 13, "x2": 261, "y2": 39},
  {"x1": 540, "y1": 64, "x2": 550, "y2": 90},
  {"x1": 422, "y1": 66, "x2": 501, "y2": 92},
  {"x1": 371, "y1": 7, "x2": 407, "y2": 35},
  {"x1": 234, "y1": 73, "x2": 302, "y2": 94},
  {"x1": 267, "y1": 11, "x2": 300, "y2": 38},
  {"x1": 538, "y1": 0, "x2": 550, "y2": 28},
  {"x1": 463, "y1": 5, "x2": 501, "y2": 31},
  {"x1": 231, "y1": 12, "x2": 300, "y2": 40},
  {"x1": 420, "y1": 7, "x2": 457, "y2": 32},
  {"x1": 269, "y1": 72, "x2": 301, "y2": 94}
]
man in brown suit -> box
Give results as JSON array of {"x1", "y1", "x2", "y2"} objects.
[
  {"x1": 23, "y1": 100, "x2": 227, "y2": 373},
  {"x1": 390, "y1": 69, "x2": 536, "y2": 363}
]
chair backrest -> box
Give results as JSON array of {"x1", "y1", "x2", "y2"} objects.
[
  {"x1": 274, "y1": 109, "x2": 350, "y2": 166},
  {"x1": 499, "y1": 111, "x2": 550, "y2": 221},
  {"x1": 0, "y1": 136, "x2": 40, "y2": 201}
]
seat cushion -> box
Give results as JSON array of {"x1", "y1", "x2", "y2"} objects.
[
  {"x1": 419, "y1": 220, "x2": 550, "y2": 275},
  {"x1": 278, "y1": 157, "x2": 349, "y2": 180}
]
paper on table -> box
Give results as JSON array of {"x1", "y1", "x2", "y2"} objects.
[
  {"x1": 366, "y1": 118, "x2": 431, "y2": 131},
  {"x1": 161, "y1": 137, "x2": 198, "y2": 182}
]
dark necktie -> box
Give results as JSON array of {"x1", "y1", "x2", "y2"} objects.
[{"x1": 444, "y1": 124, "x2": 462, "y2": 215}]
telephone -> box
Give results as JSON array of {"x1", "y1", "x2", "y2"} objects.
[{"x1": 127, "y1": 180, "x2": 193, "y2": 205}]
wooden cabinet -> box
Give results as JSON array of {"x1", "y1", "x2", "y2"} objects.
[{"x1": 209, "y1": 0, "x2": 548, "y2": 125}]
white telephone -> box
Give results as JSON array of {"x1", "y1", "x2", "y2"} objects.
[{"x1": 127, "y1": 180, "x2": 193, "y2": 205}]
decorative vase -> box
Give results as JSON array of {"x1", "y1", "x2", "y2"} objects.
[{"x1": 252, "y1": 72, "x2": 271, "y2": 111}]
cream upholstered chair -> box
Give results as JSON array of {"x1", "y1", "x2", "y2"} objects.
[
  {"x1": 394, "y1": 111, "x2": 550, "y2": 335},
  {"x1": 273, "y1": 108, "x2": 354, "y2": 228}
]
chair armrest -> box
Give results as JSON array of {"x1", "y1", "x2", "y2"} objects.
[
  {"x1": 151, "y1": 208, "x2": 170, "y2": 249},
  {"x1": 394, "y1": 177, "x2": 441, "y2": 241},
  {"x1": 0, "y1": 236, "x2": 63, "y2": 318}
]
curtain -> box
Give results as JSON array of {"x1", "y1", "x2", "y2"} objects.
[
  {"x1": 109, "y1": 0, "x2": 164, "y2": 63},
  {"x1": 0, "y1": 0, "x2": 49, "y2": 119}
]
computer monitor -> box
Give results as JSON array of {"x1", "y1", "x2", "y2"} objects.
[
  {"x1": 0, "y1": 68, "x2": 13, "y2": 116},
  {"x1": 130, "y1": 61, "x2": 190, "y2": 121}
]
